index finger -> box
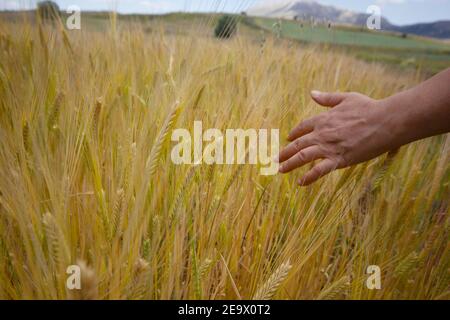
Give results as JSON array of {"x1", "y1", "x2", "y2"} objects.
[
  {"x1": 278, "y1": 133, "x2": 315, "y2": 163},
  {"x1": 287, "y1": 118, "x2": 315, "y2": 141}
]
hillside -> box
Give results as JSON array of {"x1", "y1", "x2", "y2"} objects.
[
  {"x1": 252, "y1": 16, "x2": 450, "y2": 75},
  {"x1": 248, "y1": 0, "x2": 393, "y2": 28},
  {"x1": 247, "y1": 0, "x2": 450, "y2": 39}
]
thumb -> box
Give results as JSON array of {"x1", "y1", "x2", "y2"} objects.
[{"x1": 311, "y1": 90, "x2": 347, "y2": 107}]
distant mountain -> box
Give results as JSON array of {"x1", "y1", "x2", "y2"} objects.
[
  {"x1": 393, "y1": 21, "x2": 450, "y2": 40},
  {"x1": 247, "y1": 0, "x2": 450, "y2": 39},
  {"x1": 248, "y1": 0, "x2": 393, "y2": 27}
]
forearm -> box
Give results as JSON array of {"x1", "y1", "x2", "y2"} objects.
[{"x1": 380, "y1": 68, "x2": 450, "y2": 149}]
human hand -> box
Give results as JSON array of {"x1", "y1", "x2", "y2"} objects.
[{"x1": 278, "y1": 91, "x2": 397, "y2": 186}]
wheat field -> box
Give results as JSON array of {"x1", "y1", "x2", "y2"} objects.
[{"x1": 0, "y1": 15, "x2": 448, "y2": 300}]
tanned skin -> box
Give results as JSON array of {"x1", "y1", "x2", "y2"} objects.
[{"x1": 278, "y1": 68, "x2": 450, "y2": 186}]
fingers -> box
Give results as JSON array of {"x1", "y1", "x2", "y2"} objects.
[
  {"x1": 288, "y1": 91, "x2": 347, "y2": 141},
  {"x1": 278, "y1": 133, "x2": 315, "y2": 163},
  {"x1": 279, "y1": 146, "x2": 323, "y2": 174},
  {"x1": 298, "y1": 158, "x2": 337, "y2": 186},
  {"x1": 287, "y1": 118, "x2": 314, "y2": 141},
  {"x1": 311, "y1": 90, "x2": 347, "y2": 107}
]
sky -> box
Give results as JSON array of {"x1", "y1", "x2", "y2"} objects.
[{"x1": 1, "y1": 0, "x2": 450, "y2": 25}]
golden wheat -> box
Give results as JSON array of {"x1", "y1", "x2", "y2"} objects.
[{"x1": 0, "y1": 14, "x2": 448, "y2": 300}]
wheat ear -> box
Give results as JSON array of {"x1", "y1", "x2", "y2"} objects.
[
  {"x1": 42, "y1": 212, "x2": 70, "y2": 268},
  {"x1": 48, "y1": 92, "x2": 64, "y2": 130},
  {"x1": 317, "y1": 275, "x2": 351, "y2": 300},
  {"x1": 169, "y1": 165, "x2": 196, "y2": 219},
  {"x1": 199, "y1": 258, "x2": 214, "y2": 279},
  {"x1": 394, "y1": 252, "x2": 419, "y2": 278},
  {"x1": 253, "y1": 261, "x2": 292, "y2": 300},
  {"x1": 130, "y1": 258, "x2": 151, "y2": 300},
  {"x1": 112, "y1": 188, "x2": 125, "y2": 238},
  {"x1": 92, "y1": 98, "x2": 103, "y2": 138},
  {"x1": 144, "y1": 100, "x2": 181, "y2": 180},
  {"x1": 22, "y1": 119, "x2": 30, "y2": 154}
]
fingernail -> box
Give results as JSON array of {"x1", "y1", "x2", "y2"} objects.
[
  {"x1": 278, "y1": 164, "x2": 284, "y2": 173},
  {"x1": 272, "y1": 155, "x2": 279, "y2": 163},
  {"x1": 311, "y1": 90, "x2": 321, "y2": 98}
]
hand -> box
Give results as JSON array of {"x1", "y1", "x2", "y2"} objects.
[{"x1": 278, "y1": 91, "x2": 397, "y2": 186}]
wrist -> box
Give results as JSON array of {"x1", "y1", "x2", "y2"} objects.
[{"x1": 375, "y1": 97, "x2": 411, "y2": 150}]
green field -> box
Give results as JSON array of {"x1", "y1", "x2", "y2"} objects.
[
  {"x1": 252, "y1": 16, "x2": 450, "y2": 75},
  {"x1": 254, "y1": 17, "x2": 450, "y2": 51}
]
